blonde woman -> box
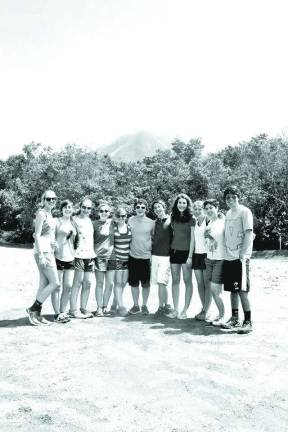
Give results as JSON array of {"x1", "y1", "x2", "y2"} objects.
[{"x1": 26, "y1": 190, "x2": 60, "y2": 325}]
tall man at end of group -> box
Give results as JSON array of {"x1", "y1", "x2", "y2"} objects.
[{"x1": 222, "y1": 186, "x2": 254, "y2": 334}]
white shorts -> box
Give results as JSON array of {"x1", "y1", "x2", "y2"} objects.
[{"x1": 150, "y1": 255, "x2": 170, "y2": 286}]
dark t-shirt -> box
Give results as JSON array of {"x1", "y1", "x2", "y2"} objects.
[
  {"x1": 171, "y1": 216, "x2": 196, "y2": 251},
  {"x1": 152, "y1": 216, "x2": 172, "y2": 257}
]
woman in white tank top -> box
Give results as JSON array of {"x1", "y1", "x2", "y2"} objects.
[{"x1": 192, "y1": 201, "x2": 212, "y2": 321}]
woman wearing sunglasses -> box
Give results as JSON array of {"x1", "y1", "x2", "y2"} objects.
[
  {"x1": 111, "y1": 206, "x2": 132, "y2": 316},
  {"x1": 52, "y1": 199, "x2": 77, "y2": 323},
  {"x1": 93, "y1": 201, "x2": 115, "y2": 316},
  {"x1": 26, "y1": 190, "x2": 60, "y2": 325},
  {"x1": 69, "y1": 197, "x2": 95, "y2": 319}
]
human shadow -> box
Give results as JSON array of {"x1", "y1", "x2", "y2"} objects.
[
  {"x1": 122, "y1": 313, "x2": 233, "y2": 337},
  {"x1": 0, "y1": 314, "x2": 54, "y2": 328}
]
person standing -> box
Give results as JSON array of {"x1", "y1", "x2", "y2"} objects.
[
  {"x1": 167, "y1": 193, "x2": 195, "y2": 319},
  {"x1": 26, "y1": 190, "x2": 60, "y2": 325},
  {"x1": 203, "y1": 199, "x2": 226, "y2": 326},
  {"x1": 93, "y1": 202, "x2": 115, "y2": 316},
  {"x1": 222, "y1": 186, "x2": 254, "y2": 334},
  {"x1": 151, "y1": 200, "x2": 173, "y2": 319},
  {"x1": 128, "y1": 199, "x2": 155, "y2": 315},
  {"x1": 192, "y1": 200, "x2": 212, "y2": 321},
  {"x1": 69, "y1": 198, "x2": 95, "y2": 318}
]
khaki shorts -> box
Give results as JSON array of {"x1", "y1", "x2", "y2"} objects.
[{"x1": 151, "y1": 255, "x2": 170, "y2": 286}]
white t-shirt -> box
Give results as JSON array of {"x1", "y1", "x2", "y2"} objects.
[
  {"x1": 224, "y1": 204, "x2": 253, "y2": 260},
  {"x1": 205, "y1": 217, "x2": 225, "y2": 260},
  {"x1": 194, "y1": 217, "x2": 207, "y2": 254},
  {"x1": 73, "y1": 216, "x2": 96, "y2": 259}
]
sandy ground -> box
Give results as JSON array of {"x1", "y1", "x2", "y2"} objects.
[{"x1": 0, "y1": 246, "x2": 288, "y2": 432}]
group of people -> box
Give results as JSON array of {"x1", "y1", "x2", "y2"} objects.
[{"x1": 26, "y1": 185, "x2": 254, "y2": 334}]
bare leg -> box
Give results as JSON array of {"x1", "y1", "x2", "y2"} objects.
[
  {"x1": 158, "y1": 283, "x2": 168, "y2": 307},
  {"x1": 210, "y1": 282, "x2": 225, "y2": 317},
  {"x1": 142, "y1": 286, "x2": 150, "y2": 306},
  {"x1": 194, "y1": 269, "x2": 205, "y2": 309},
  {"x1": 60, "y1": 270, "x2": 74, "y2": 313},
  {"x1": 103, "y1": 270, "x2": 115, "y2": 307},
  {"x1": 70, "y1": 270, "x2": 84, "y2": 312},
  {"x1": 114, "y1": 270, "x2": 128, "y2": 308},
  {"x1": 36, "y1": 266, "x2": 60, "y2": 303},
  {"x1": 95, "y1": 270, "x2": 105, "y2": 308},
  {"x1": 182, "y1": 263, "x2": 193, "y2": 313},
  {"x1": 131, "y1": 286, "x2": 140, "y2": 306},
  {"x1": 239, "y1": 291, "x2": 251, "y2": 312},
  {"x1": 80, "y1": 271, "x2": 94, "y2": 310},
  {"x1": 170, "y1": 264, "x2": 181, "y2": 313}
]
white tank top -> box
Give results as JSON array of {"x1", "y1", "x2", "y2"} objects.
[{"x1": 194, "y1": 217, "x2": 207, "y2": 254}]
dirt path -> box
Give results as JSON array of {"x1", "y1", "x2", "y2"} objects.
[{"x1": 0, "y1": 247, "x2": 288, "y2": 432}]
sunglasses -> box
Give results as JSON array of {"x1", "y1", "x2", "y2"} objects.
[
  {"x1": 136, "y1": 205, "x2": 146, "y2": 209},
  {"x1": 117, "y1": 214, "x2": 127, "y2": 218},
  {"x1": 100, "y1": 209, "x2": 109, "y2": 213},
  {"x1": 225, "y1": 195, "x2": 237, "y2": 201},
  {"x1": 45, "y1": 197, "x2": 57, "y2": 202},
  {"x1": 82, "y1": 206, "x2": 92, "y2": 210}
]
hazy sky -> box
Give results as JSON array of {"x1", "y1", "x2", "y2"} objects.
[{"x1": 1, "y1": 0, "x2": 288, "y2": 159}]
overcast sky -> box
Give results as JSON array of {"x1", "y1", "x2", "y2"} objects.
[{"x1": 1, "y1": 0, "x2": 288, "y2": 159}]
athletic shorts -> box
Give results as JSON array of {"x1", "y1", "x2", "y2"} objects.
[
  {"x1": 170, "y1": 249, "x2": 189, "y2": 264},
  {"x1": 34, "y1": 252, "x2": 56, "y2": 269},
  {"x1": 205, "y1": 258, "x2": 224, "y2": 284},
  {"x1": 95, "y1": 257, "x2": 116, "y2": 272},
  {"x1": 151, "y1": 255, "x2": 170, "y2": 286},
  {"x1": 56, "y1": 258, "x2": 75, "y2": 271},
  {"x1": 128, "y1": 256, "x2": 150, "y2": 288},
  {"x1": 224, "y1": 259, "x2": 250, "y2": 292},
  {"x1": 192, "y1": 253, "x2": 207, "y2": 270},
  {"x1": 74, "y1": 258, "x2": 95, "y2": 272}
]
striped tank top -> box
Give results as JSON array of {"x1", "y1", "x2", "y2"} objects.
[{"x1": 113, "y1": 222, "x2": 132, "y2": 261}]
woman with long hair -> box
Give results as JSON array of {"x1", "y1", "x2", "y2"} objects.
[
  {"x1": 192, "y1": 200, "x2": 212, "y2": 321},
  {"x1": 26, "y1": 190, "x2": 60, "y2": 325},
  {"x1": 52, "y1": 199, "x2": 76, "y2": 323},
  {"x1": 93, "y1": 201, "x2": 115, "y2": 316},
  {"x1": 203, "y1": 199, "x2": 225, "y2": 326},
  {"x1": 167, "y1": 193, "x2": 195, "y2": 319},
  {"x1": 69, "y1": 197, "x2": 95, "y2": 318},
  {"x1": 111, "y1": 206, "x2": 132, "y2": 316}
]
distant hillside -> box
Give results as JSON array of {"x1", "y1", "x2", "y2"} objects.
[{"x1": 99, "y1": 131, "x2": 171, "y2": 162}]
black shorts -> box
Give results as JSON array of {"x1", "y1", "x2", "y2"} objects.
[
  {"x1": 56, "y1": 258, "x2": 75, "y2": 271},
  {"x1": 223, "y1": 259, "x2": 250, "y2": 292},
  {"x1": 192, "y1": 253, "x2": 207, "y2": 270},
  {"x1": 74, "y1": 258, "x2": 95, "y2": 272},
  {"x1": 170, "y1": 249, "x2": 189, "y2": 264},
  {"x1": 128, "y1": 256, "x2": 150, "y2": 288}
]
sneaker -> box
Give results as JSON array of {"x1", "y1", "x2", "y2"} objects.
[
  {"x1": 118, "y1": 306, "x2": 128, "y2": 317},
  {"x1": 102, "y1": 306, "x2": 110, "y2": 315},
  {"x1": 178, "y1": 310, "x2": 187, "y2": 320},
  {"x1": 54, "y1": 313, "x2": 70, "y2": 323},
  {"x1": 26, "y1": 308, "x2": 41, "y2": 326},
  {"x1": 221, "y1": 316, "x2": 241, "y2": 329},
  {"x1": 195, "y1": 310, "x2": 206, "y2": 321},
  {"x1": 163, "y1": 304, "x2": 173, "y2": 315},
  {"x1": 93, "y1": 308, "x2": 104, "y2": 317},
  {"x1": 69, "y1": 310, "x2": 88, "y2": 319},
  {"x1": 141, "y1": 305, "x2": 149, "y2": 315},
  {"x1": 80, "y1": 308, "x2": 94, "y2": 318},
  {"x1": 205, "y1": 315, "x2": 220, "y2": 324},
  {"x1": 128, "y1": 305, "x2": 141, "y2": 315},
  {"x1": 166, "y1": 309, "x2": 178, "y2": 319},
  {"x1": 238, "y1": 320, "x2": 253, "y2": 334},
  {"x1": 37, "y1": 315, "x2": 52, "y2": 325},
  {"x1": 211, "y1": 317, "x2": 225, "y2": 326},
  {"x1": 110, "y1": 304, "x2": 118, "y2": 314},
  {"x1": 153, "y1": 306, "x2": 165, "y2": 319}
]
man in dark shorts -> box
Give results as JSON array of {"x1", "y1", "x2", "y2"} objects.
[
  {"x1": 128, "y1": 199, "x2": 155, "y2": 315},
  {"x1": 222, "y1": 186, "x2": 254, "y2": 334}
]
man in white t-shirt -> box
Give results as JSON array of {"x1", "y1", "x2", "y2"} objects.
[{"x1": 222, "y1": 186, "x2": 254, "y2": 334}]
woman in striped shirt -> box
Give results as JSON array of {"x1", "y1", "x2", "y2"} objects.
[{"x1": 112, "y1": 206, "x2": 132, "y2": 316}]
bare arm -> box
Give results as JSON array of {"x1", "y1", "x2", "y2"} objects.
[
  {"x1": 186, "y1": 226, "x2": 195, "y2": 265},
  {"x1": 240, "y1": 229, "x2": 253, "y2": 259}
]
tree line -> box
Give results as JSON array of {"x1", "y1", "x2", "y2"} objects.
[{"x1": 0, "y1": 134, "x2": 287, "y2": 249}]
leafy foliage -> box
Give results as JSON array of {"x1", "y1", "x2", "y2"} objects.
[{"x1": 1, "y1": 135, "x2": 288, "y2": 249}]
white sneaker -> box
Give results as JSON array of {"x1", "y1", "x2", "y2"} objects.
[
  {"x1": 178, "y1": 311, "x2": 187, "y2": 320},
  {"x1": 69, "y1": 310, "x2": 88, "y2": 319},
  {"x1": 211, "y1": 317, "x2": 225, "y2": 326},
  {"x1": 166, "y1": 310, "x2": 178, "y2": 319}
]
